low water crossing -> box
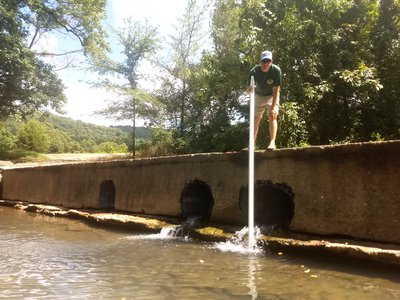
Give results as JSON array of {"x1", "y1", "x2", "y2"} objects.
[{"x1": 1, "y1": 206, "x2": 399, "y2": 299}]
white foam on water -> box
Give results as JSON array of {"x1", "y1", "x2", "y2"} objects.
[
  {"x1": 124, "y1": 225, "x2": 191, "y2": 241},
  {"x1": 213, "y1": 226, "x2": 264, "y2": 255},
  {"x1": 124, "y1": 226, "x2": 265, "y2": 255},
  {"x1": 124, "y1": 233, "x2": 172, "y2": 240},
  {"x1": 214, "y1": 241, "x2": 263, "y2": 255},
  {"x1": 159, "y1": 226, "x2": 180, "y2": 237}
]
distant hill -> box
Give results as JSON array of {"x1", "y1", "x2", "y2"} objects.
[
  {"x1": 0, "y1": 113, "x2": 154, "y2": 157},
  {"x1": 110, "y1": 125, "x2": 152, "y2": 140},
  {"x1": 39, "y1": 114, "x2": 152, "y2": 144}
]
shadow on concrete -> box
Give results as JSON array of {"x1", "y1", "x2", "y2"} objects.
[
  {"x1": 239, "y1": 180, "x2": 294, "y2": 227},
  {"x1": 99, "y1": 180, "x2": 116, "y2": 210},
  {"x1": 180, "y1": 179, "x2": 214, "y2": 222}
]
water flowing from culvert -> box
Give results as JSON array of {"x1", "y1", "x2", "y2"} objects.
[
  {"x1": 214, "y1": 226, "x2": 264, "y2": 255},
  {"x1": 154, "y1": 216, "x2": 204, "y2": 239},
  {"x1": 124, "y1": 225, "x2": 191, "y2": 241},
  {"x1": 2, "y1": 206, "x2": 400, "y2": 299},
  {"x1": 159, "y1": 225, "x2": 181, "y2": 238},
  {"x1": 159, "y1": 225, "x2": 190, "y2": 239}
]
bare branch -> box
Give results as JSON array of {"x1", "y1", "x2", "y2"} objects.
[
  {"x1": 33, "y1": 49, "x2": 83, "y2": 57},
  {"x1": 28, "y1": 27, "x2": 40, "y2": 49}
]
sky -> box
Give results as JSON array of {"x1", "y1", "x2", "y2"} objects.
[{"x1": 41, "y1": 0, "x2": 208, "y2": 127}]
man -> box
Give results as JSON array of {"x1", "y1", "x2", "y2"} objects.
[{"x1": 247, "y1": 50, "x2": 282, "y2": 150}]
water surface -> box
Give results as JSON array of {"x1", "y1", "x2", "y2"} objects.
[{"x1": 1, "y1": 206, "x2": 399, "y2": 299}]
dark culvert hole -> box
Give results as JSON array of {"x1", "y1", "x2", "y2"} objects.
[
  {"x1": 99, "y1": 180, "x2": 115, "y2": 210},
  {"x1": 239, "y1": 180, "x2": 294, "y2": 227},
  {"x1": 180, "y1": 179, "x2": 214, "y2": 223}
]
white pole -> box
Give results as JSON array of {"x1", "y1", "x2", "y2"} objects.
[{"x1": 248, "y1": 76, "x2": 256, "y2": 249}]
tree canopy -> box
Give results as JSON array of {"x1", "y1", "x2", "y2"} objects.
[
  {"x1": 0, "y1": 113, "x2": 151, "y2": 159},
  {"x1": 1, "y1": 0, "x2": 399, "y2": 158},
  {"x1": 0, "y1": 0, "x2": 108, "y2": 120},
  {"x1": 92, "y1": 18, "x2": 161, "y2": 156},
  {"x1": 161, "y1": 0, "x2": 399, "y2": 151}
]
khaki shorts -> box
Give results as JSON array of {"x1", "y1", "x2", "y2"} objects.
[{"x1": 254, "y1": 93, "x2": 279, "y2": 117}]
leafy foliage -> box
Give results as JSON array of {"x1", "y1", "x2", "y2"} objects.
[
  {"x1": 93, "y1": 19, "x2": 161, "y2": 156},
  {"x1": 156, "y1": 0, "x2": 211, "y2": 137},
  {"x1": 0, "y1": 114, "x2": 150, "y2": 159},
  {"x1": 257, "y1": 102, "x2": 308, "y2": 149},
  {"x1": 138, "y1": 128, "x2": 188, "y2": 157},
  {"x1": 0, "y1": 0, "x2": 108, "y2": 120},
  {"x1": 16, "y1": 120, "x2": 50, "y2": 153},
  {"x1": 167, "y1": 0, "x2": 399, "y2": 153},
  {"x1": 1, "y1": 0, "x2": 399, "y2": 158},
  {"x1": 0, "y1": 16, "x2": 66, "y2": 118},
  {"x1": 0, "y1": 124, "x2": 17, "y2": 157}
]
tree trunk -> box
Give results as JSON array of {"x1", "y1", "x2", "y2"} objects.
[
  {"x1": 180, "y1": 82, "x2": 186, "y2": 137},
  {"x1": 132, "y1": 98, "x2": 136, "y2": 157}
]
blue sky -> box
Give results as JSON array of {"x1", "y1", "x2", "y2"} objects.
[{"x1": 38, "y1": 0, "x2": 209, "y2": 126}]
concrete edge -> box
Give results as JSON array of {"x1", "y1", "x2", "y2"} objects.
[
  {"x1": 1, "y1": 199, "x2": 399, "y2": 268},
  {"x1": 2, "y1": 140, "x2": 399, "y2": 171}
]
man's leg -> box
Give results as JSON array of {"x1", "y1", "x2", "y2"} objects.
[
  {"x1": 254, "y1": 114, "x2": 262, "y2": 142},
  {"x1": 267, "y1": 102, "x2": 279, "y2": 149},
  {"x1": 268, "y1": 113, "x2": 278, "y2": 148}
]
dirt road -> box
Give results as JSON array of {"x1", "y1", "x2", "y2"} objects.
[{"x1": 0, "y1": 153, "x2": 129, "y2": 168}]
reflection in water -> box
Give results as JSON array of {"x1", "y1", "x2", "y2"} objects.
[
  {"x1": 247, "y1": 257, "x2": 258, "y2": 300},
  {"x1": 1, "y1": 206, "x2": 400, "y2": 299}
]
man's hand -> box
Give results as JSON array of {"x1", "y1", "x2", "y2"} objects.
[{"x1": 246, "y1": 86, "x2": 254, "y2": 94}]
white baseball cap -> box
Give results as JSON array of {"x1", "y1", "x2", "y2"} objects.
[{"x1": 260, "y1": 51, "x2": 272, "y2": 61}]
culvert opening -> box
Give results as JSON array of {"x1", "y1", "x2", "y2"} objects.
[
  {"x1": 239, "y1": 180, "x2": 294, "y2": 227},
  {"x1": 180, "y1": 179, "x2": 214, "y2": 222},
  {"x1": 99, "y1": 180, "x2": 115, "y2": 210}
]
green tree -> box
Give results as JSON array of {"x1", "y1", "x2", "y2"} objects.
[
  {"x1": 23, "y1": 0, "x2": 108, "y2": 62},
  {"x1": 245, "y1": 0, "x2": 388, "y2": 144},
  {"x1": 93, "y1": 19, "x2": 160, "y2": 156},
  {"x1": 369, "y1": 0, "x2": 400, "y2": 140},
  {"x1": 0, "y1": 124, "x2": 17, "y2": 158},
  {"x1": 137, "y1": 128, "x2": 188, "y2": 157},
  {"x1": 0, "y1": 19, "x2": 66, "y2": 118},
  {"x1": 80, "y1": 139, "x2": 97, "y2": 153},
  {"x1": 205, "y1": 0, "x2": 395, "y2": 148},
  {"x1": 148, "y1": 0, "x2": 260, "y2": 153},
  {"x1": 257, "y1": 102, "x2": 308, "y2": 148},
  {"x1": 46, "y1": 126, "x2": 83, "y2": 153},
  {"x1": 178, "y1": 0, "x2": 399, "y2": 151},
  {"x1": 156, "y1": 0, "x2": 211, "y2": 138},
  {"x1": 96, "y1": 141, "x2": 127, "y2": 153},
  {"x1": 16, "y1": 120, "x2": 50, "y2": 153},
  {"x1": 178, "y1": 0, "x2": 254, "y2": 152},
  {"x1": 0, "y1": 0, "x2": 108, "y2": 119}
]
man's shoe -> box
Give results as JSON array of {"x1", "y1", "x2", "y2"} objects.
[{"x1": 266, "y1": 144, "x2": 276, "y2": 151}]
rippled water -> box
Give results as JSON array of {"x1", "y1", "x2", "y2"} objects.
[{"x1": 1, "y1": 206, "x2": 399, "y2": 299}]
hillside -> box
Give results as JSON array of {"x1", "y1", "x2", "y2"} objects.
[
  {"x1": 39, "y1": 114, "x2": 151, "y2": 143},
  {"x1": 0, "y1": 113, "x2": 153, "y2": 159}
]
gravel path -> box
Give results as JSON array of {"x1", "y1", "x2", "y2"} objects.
[{"x1": 0, "y1": 153, "x2": 129, "y2": 168}]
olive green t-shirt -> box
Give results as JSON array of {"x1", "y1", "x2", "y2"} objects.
[{"x1": 248, "y1": 64, "x2": 282, "y2": 96}]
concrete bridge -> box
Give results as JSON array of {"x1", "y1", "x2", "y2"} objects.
[{"x1": 1, "y1": 141, "x2": 399, "y2": 245}]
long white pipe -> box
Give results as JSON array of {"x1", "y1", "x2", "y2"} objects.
[{"x1": 248, "y1": 76, "x2": 256, "y2": 249}]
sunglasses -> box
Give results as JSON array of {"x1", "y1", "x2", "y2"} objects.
[{"x1": 261, "y1": 59, "x2": 271, "y2": 64}]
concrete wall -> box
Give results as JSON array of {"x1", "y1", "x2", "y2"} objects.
[{"x1": 1, "y1": 141, "x2": 399, "y2": 244}]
